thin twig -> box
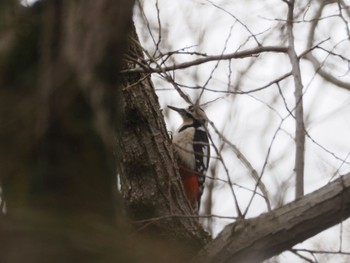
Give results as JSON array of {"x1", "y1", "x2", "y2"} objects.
[
  {"x1": 121, "y1": 46, "x2": 288, "y2": 73},
  {"x1": 208, "y1": 121, "x2": 271, "y2": 213}
]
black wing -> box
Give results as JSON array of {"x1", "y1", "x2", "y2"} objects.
[{"x1": 193, "y1": 128, "x2": 210, "y2": 205}]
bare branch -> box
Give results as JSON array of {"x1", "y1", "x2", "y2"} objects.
[
  {"x1": 303, "y1": 1, "x2": 350, "y2": 91},
  {"x1": 290, "y1": 249, "x2": 315, "y2": 263},
  {"x1": 291, "y1": 248, "x2": 350, "y2": 256},
  {"x1": 194, "y1": 173, "x2": 350, "y2": 263},
  {"x1": 206, "y1": 128, "x2": 243, "y2": 218},
  {"x1": 285, "y1": 0, "x2": 306, "y2": 199},
  {"x1": 208, "y1": 121, "x2": 272, "y2": 212},
  {"x1": 121, "y1": 46, "x2": 288, "y2": 73},
  {"x1": 205, "y1": 0, "x2": 262, "y2": 46}
]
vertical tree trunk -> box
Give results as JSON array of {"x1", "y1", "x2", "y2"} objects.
[
  {"x1": 2, "y1": 0, "x2": 135, "y2": 221},
  {"x1": 117, "y1": 23, "x2": 209, "y2": 249},
  {"x1": 0, "y1": 1, "x2": 138, "y2": 262}
]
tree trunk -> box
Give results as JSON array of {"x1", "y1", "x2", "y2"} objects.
[
  {"x1": 0, "y1": 1, "x2": 139, "y2": 262},
  {"x1": 117, "y1": 23, "x2": 209, "y2": 249}
]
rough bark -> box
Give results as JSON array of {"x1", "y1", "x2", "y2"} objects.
[
  {"x1": 194, "y1": 173, "x2": 350, "y2": 263},
  {"x1": 117, "y1": 24, "x2": 209, "y2": 248}
]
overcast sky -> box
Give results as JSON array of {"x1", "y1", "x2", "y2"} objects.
[{"x1": 134, "y1": 1, "x2": 350, "y2": 261}]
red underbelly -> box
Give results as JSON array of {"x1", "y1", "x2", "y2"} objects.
[{"x1": 179, "y1": 166, "x2": 199, "y2": 208}]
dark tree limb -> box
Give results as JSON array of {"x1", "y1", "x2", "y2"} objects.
[{"x1": 194, "y1": 173, "x2": 350, "y2": 263}]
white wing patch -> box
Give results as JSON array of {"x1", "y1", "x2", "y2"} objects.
[{"x1": 202, "y1": 144, "x2": 209, "y2": 172}]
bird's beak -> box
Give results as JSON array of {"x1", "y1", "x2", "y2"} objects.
[{"x1": 167, "y1": 105, "x2": 185, "y2": 113}]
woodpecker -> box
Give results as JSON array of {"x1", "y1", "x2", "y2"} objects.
[{"x1": 168, "y1": 105, "x2": 210, "y2": 212}]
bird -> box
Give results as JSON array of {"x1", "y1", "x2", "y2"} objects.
[{"x1": 168, "y1": 105, "x2": 210, "y2": 213}]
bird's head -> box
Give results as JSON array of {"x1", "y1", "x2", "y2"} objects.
[{"x1": 168, "y1": 105, "x2": 208, "y2": 127}]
